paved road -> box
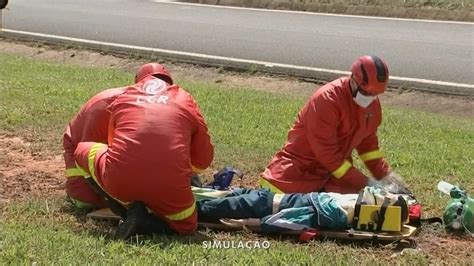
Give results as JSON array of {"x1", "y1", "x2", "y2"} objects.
[{"x1": 2, "y1": 0, "x2": 473, "y2": 92}]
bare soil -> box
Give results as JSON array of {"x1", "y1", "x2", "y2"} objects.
[
  {"x1": 1, "y1": 134, "x2": 472, "y2": 263},
  {"x1": 0, "y1": 39, "x2": 472, "y2": 262},
  {"x1": 0, "y1": 133, "x2": 64, "y2": 207}
]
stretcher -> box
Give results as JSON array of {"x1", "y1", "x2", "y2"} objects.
[{"x1": 87, "y1": 208, "x2": 417, "y2": 241}]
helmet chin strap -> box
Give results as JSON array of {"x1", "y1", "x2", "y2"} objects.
[{"x1": 350, "y1": 77, "x2": 358, "y2": 97}]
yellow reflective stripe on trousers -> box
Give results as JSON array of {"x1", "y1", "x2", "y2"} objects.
[
  {"x1": 66, "y1": 167, "x2": 88, "y2": 177},
  {"x1": 359, "y1": 150, "x2": 384, "y2": 162},
  {"x1": 332, "y1": 160, "x2": 352, "y2": 179},
  {"x1": 84, "y1": 143, "x2": 128, "y2": 206},
  {"x1": 259, "y1": 178, "x2": 284, "y2": 194},
  {"x1": 165, "y1": 202, "x2": 196, "y2": 221},
  {"x1": 87, "y1": 143, "x2": 107, "y2": 183}
]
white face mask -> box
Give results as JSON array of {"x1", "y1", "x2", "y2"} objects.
[{"x1": 354, "y1": 90, "x2": 376, "y2": 108}]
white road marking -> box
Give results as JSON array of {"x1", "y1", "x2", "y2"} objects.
[
  {"x1": 2, "y1": 29, "x2": 473, "y2": 89},
  {"x1": 150, "y1": 0, "x2": 474, "y2": 25}
]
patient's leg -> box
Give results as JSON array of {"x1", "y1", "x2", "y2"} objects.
[{"x1": 197, "y1": 189, "x2": 273, "y2": 222}]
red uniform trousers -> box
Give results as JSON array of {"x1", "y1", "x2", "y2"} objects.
[{"x1": 74, "y1": 142, "x2": 197, "y2": 234}]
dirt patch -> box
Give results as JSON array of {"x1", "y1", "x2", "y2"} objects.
[
  {"x1": 0, "y1": 134, "x2": 65, "y2": 207},
  {"x1": 0, "y1": 39, "x2": 472, "y2": 119},
  {"x1": 414, "y1": 225, "x2": 473, "y2": 263},
  {"x1": 0, "y1": 133, "x2": 472, "y2": 263}
]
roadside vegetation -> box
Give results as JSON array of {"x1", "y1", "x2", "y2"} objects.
[
  {"x1": 0, "y1": 53, "x2": 472, "y2": 264},
  {"x1": 183, "y1": 0, "x2": 473, "y2": 21}
]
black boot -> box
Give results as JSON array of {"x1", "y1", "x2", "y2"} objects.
[
  {"x1": 115, "y1": 202, "x2": 176, "y2": 239},
  {"x1": 115, "y1": 201, "x2": 149, "y2": 240}
]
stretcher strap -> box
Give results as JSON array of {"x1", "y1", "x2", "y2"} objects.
[
  {"x1": 352, "y1": 189, "x2": 366, "y2": 229},
  {"x1": 376, "y1": 197, "x2": 391, "y2": 232}
]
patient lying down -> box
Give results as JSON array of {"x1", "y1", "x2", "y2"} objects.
[{"x1": 195, "y1": 186, "x2": 409, "y2": 233}]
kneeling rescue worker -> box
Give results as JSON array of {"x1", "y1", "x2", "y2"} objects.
[
  {"x1": 74, "y1": 63, "x2": 214, "y2": 238},
  {"x1": 261, "y1": 55, "x2": 408, "y2": 194}
]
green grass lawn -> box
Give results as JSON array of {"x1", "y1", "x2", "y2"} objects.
[{"x1": 0, "y1": 53, "x2": 473, "y2": 264}]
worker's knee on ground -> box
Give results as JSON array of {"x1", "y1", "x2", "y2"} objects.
[
  {"x1": 73, "y1": 142, "x2": 96, "y2": 170},
  {"x1": 66, "y1": 177, "x2": 106, "y2": 209},
  {"x1": 168, "y1": 211, "x2": 198, "y2": 235}
]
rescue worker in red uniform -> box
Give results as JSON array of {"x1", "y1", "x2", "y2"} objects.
[
  {"x1": 63, "y1": 64, "x2": 180, "y2": 210},
  {"x1": 73, "y1": 63, "x2": 214, "y2": 236},
  {"x1": 63, "y1": 88, "x2": 126, "y2": 209},
  {"x1": 260, "y1": 55, "x2": 405, "y2": 194}
]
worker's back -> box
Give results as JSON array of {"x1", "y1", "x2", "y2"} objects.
[{"x1": 104, "y1": 77, "x2": 199, "y2": 202}]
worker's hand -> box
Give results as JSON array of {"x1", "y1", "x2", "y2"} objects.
[
  {"x1": 190, "y1": 174, "x2": 203, "y2": 188},
  {"x1": 382, "y1": 172, "x2": 412, "y2": 195},
  {"x1": 367, "y1": 177, "x2": 383, "y2": 188}
]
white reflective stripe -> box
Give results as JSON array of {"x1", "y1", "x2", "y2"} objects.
[
  {"x1": 263, "y1": 209, "x2": 309, "y2": 231},
  {"x1": 272, "y1": 194, "x2": 284, "y2": 214}
]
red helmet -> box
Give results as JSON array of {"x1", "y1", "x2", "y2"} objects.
[
  {"x1": 350, "y1": 55, "x2": 389, "y2": 95},
  {"x1": 135, "y1": 63, "x2": 173, "y2": 84}
]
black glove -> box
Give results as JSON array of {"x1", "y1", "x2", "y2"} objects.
[{"x1": 191, "y1": 174, "x2": 203, "y2": 188}]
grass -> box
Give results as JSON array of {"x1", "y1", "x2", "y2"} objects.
[{"x1": 0, "y1": 53, "x2": 473, "y2": 264}]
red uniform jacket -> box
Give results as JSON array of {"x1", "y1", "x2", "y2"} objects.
[
  {"x1": 63, "y1": 88, "x2": 125, "y2": 206},
  {"x1": 63, "y1": 88, "x2": 125, "y2": 172},
  {"x1": 100, "y1": 77, "x2": 214, "y2": 210},
  {"x1": 262, "y1": 77, "x2": 390, "y2": 194}
]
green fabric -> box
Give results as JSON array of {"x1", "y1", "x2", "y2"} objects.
[
  {"x1": 69, "y1": 197, "x2": 93, "y2": 209},
  {"x1": 192, "y1": 186, "x2": 231, "y2": 201}
]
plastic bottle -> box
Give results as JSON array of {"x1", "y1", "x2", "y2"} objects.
[{"x1": 437, "y1": 181, "x2": 455, "y2": 195}]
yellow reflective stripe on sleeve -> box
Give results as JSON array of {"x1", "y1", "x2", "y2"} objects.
[
  {"x1": 359, "y1": 150, "x2": 384, "y2": 162},
  {"x1": 165, "y1": 202, "x2": 196, "y2": 221},
  {"x1": 259, "y1": 178, "x2": 284, "y2": 194},
  {"x1": 332, "y1": 160, "x2": 352, "y2": 179},
  {"x1": 191, "y1": 165, "x2": 204, "y2": 174},
  {"x1": 87, "y1": 143, "x2": 107, "y2": 183},
  {"x1": 66, "y1": 167, "x2": 88, "y2": 177}
]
